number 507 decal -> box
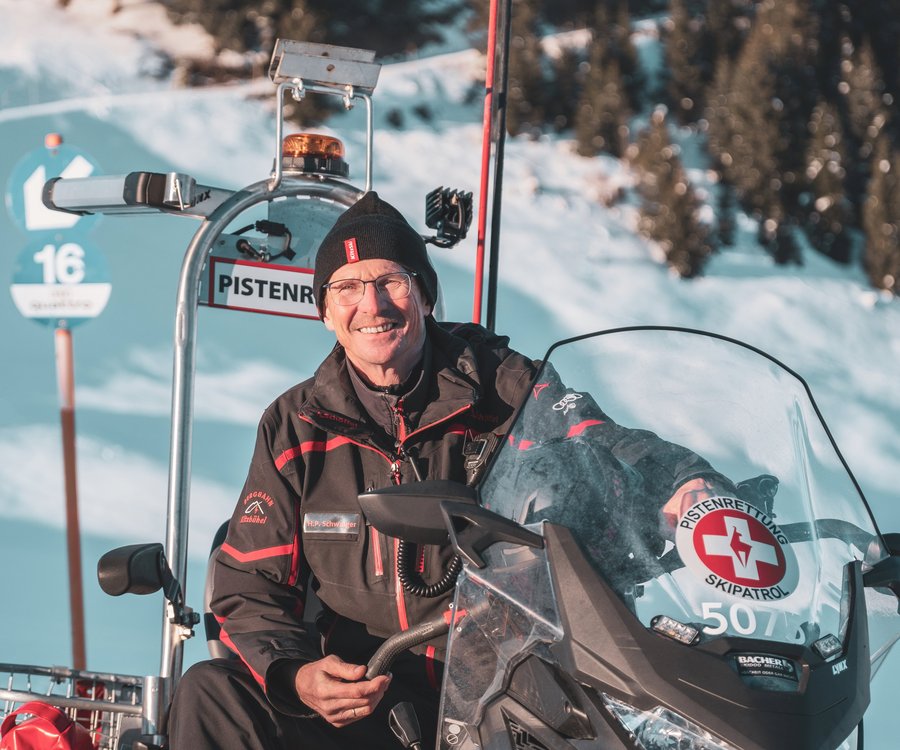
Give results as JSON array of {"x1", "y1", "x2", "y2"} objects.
[{"x1": 701, "y1": 601, "x2": 797, "y2": 639}]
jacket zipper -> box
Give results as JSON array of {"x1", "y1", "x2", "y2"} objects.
[
  {"x1": 366, "y1": 482, "x2": 385, "y2": 579},
  {"x1": 370, "y1": 526, "x2": 384, "y2": 578},
  {"x1": 394, "y1": 537, "x2": 409, "y2": 631},
  {"x1": 299, "y1": 405, "x2": 473, "y2": 634}
]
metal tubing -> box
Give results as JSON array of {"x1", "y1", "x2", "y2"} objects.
[
  {"x1": 269, "y1": 82, "x2": 293, "y2": 191},
  {"x1": 156, "y1": 177, "x2": 361, "y2": 730},
  {"x1": 269, "y1": 82, "x2": 374, "y2": 194},
  {"x1": 363, "y1": 93, "x2": 374, "y2": 192}
]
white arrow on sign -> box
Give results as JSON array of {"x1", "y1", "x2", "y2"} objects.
[{"x1": 23, "y1": 154, "x2": 94, "y2": 231}]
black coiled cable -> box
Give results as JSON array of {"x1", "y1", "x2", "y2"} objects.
[{"x1": 397, "y1": 540, "x2": 462, "y2": 598}]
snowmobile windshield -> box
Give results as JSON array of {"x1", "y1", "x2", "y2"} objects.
[{"x1": 478, "y1": 328, "x2": 898, "y2": 670}]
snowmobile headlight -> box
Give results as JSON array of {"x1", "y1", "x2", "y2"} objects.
[
  {"x1": 813, "y1": 633, "x2": 843, "y2": 660},
  {"x1": 650, "y1": 614, "x2": 700, "y2": 645},
  {"x1": 601, "y1": 693, "x2": 738, "y2": 750}
]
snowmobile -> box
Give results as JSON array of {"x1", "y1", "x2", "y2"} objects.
[
  {"x1": 1, "y1": 38, "x2": 898, "y2": 750},
  {"x1": 356, "y1": 326, "x2": 900, "y2": 750}
]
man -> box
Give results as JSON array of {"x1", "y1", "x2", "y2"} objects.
[{"x1": 168, "y1": 192, "x2": 727, "y2": 749}]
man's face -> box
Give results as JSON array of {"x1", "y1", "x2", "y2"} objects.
[{"x1": 322, "y1": 258, "x2": 432, "y2": 387}]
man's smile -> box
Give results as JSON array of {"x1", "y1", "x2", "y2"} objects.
[{"x1": 355, "y1": 321, "x2": 400, "y2": 334}]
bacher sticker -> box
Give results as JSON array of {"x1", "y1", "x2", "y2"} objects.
[
  {"x1": 734, "y1": 653, "x2": 798, "y2": 682},
  {"x1": 676, "y1": 496, "x2": 799, "y2": 601}
]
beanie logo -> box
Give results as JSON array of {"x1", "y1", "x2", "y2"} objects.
[{"x1": 344, "y1": 238, "x2": 360, "y2": 263}]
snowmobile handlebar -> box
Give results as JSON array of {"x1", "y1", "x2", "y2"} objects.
[
  {"x1": 365, "y1": 615, "x2": 451, "y2": 680},
  {"x1": 365, "y1": 600, "x2": 492, "y2": 679}
]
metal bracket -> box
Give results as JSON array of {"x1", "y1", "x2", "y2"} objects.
[
  {"x1": 267, "y1": 41, "x2": 381, "y2": 193},
  {"x1": 268, "y1": 40, "x2": 380, "y2": 94}
]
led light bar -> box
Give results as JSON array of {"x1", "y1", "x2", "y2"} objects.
[{"x1": 42, "y1": 172, "x2": 231, "y2": 218}]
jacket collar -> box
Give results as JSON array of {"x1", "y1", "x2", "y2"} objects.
[
  {"x1": 347, "y1": 341, "x2": 429, "y2": 436},
  {"x1": 298, "y1": 317, "x2": 482, "y2": 441}
]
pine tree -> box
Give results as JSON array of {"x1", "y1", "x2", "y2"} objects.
[
  {"x1": 843, "y1": 39, "x2": 890, "y2": 146},
  {"x1": 665, "y1": 0, "x2": 711, "y2": 124},
  {"x1": 717, "y1": 180, "x2": 736, "y2": 247},
  {"x1": 610, "y1": 0, "x2": 644, "y2": 111},
  {"x1": 166, "y1": 0, "x2": 463, "y2": 58},
  {"x1": 705, "y1": 55, "x2": 736, "y2": 172},
  {"x1": 840, "y1": 37, "x2": 891, "y2": 203},
  {"x1": 505, "y1": 0, "x2": 546, "y2": 137},
  {"x1": 706, "y1": 0, "x2": 755, "y2": 63},
  {"x1": 574, "y1": 44, "x2": 629, "y2": 157},
  {"x1": 634, "y1": 108, "x2": 715, "y2": 277},
  {"x1": 863, "y1": 135, "x2": 900, "y2": 294},
  {"x1": 714, "y1": 0, "x2": 819, "y2": 261},
  {"x1": 573, "y1": 1, "x2": 639, "y2": 157},
  {"x1": 805, "y1": 100, "x2": 852, "y2": 262},
  {"x1": 166, "y1": 0, "x2": 321, "y2": 55},
  {"x1": 545, "y1": 47, "x2": 584, "y2": 133},
  {"x1": 855, "y1": 0, "x2": 900, "y2": 101}
]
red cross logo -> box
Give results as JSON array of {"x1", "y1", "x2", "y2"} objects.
[{"x1": 693, "y1": 509, "x2": 786, "y2": 587}]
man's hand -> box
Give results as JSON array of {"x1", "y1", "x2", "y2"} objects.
[
  {"x1": 294, "y1": 655, "x2": 391, "y2": 727},
  {"x1": 661, "y1": 476, "x2": 730, "y2": 531}
]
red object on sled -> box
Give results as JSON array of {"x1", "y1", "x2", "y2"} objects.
[{"x1": 0, "y1": 701, "x2": 94, "y2": 750}]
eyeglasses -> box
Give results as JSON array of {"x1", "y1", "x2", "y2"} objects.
[{"x1": 323, "y1": 271, "x2": 418, "y2": 306}]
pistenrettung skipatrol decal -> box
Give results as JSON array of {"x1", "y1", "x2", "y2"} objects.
[{"x1": 676, "y1": 496, "x2": 799, "y2": 600}]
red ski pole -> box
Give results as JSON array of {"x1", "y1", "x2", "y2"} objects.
[{"x1": 473, "y1": 0, "x2": 500, "y2": 325}]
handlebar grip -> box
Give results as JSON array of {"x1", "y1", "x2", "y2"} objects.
[{"x1": 365, "y1": 616, "x2": 451, "y2": 680}]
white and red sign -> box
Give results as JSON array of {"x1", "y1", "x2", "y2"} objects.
[
  {"x1": 10, "y1": 238, "x2": 111, "y2": 328},
  {"x1": 676, "y1": 497, "x2": 799, "y2": 601},
  {"x1": 203, "y1": 257, "x2": 318, "y2": 319}
]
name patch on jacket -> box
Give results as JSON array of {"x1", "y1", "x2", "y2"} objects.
[{"x1": 303, "y1": 512, "x2": 361, "y2": 541}]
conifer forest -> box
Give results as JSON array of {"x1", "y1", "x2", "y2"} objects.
[{"x1": 152, "y1": 1, "x2": 900, "y2": 289}]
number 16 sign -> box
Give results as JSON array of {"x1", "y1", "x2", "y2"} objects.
[{"x1": 10, "y1": 237, "x2": 111, "y2": 329}]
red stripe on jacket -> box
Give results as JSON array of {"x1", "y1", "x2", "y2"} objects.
[
  {"x1": 221, "y1": 542, "x2": 294, "y2": 563},
  {"x1": 426, "y1": 645, "x2": 439, "y2": 689},
  {"x1": 274, "y1": 435, "x2": 356, "y2": 470},
  {"x1": 217, "y1": 621, "x2": 266, "y2": 687}
]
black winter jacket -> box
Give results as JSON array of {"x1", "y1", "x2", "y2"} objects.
[
  {"x1": 210, "y1": 320, "x2": 722, "y2": 711},
  {"x1": 211, "y1": 321, "x2": 537, "y2": 704}
]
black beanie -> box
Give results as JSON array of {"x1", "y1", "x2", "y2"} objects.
[{"x1": 313, "y1": 191, "x2": 438, "y2": 315}]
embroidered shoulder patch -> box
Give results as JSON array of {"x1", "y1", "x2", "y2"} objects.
[{"x1": 240, "y1": 490, "x2": 273, "y2": 526}]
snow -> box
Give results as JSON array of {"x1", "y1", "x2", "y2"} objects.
[{"x1": 0, "y1": 0, "x2": 898, "y2": 743}]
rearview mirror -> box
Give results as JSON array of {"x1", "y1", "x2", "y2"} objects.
[
  {"x1": 442, "y1": 501, "x2": 543, "y2": 568},
  {"x1": 358, "y1": 480, "x2": 477, "y2": 544},
  {"x1": 357, "y1": 480, "x2": 544, "y2": 569},
  {"x1": 862, "y1": 532, "x2": 900, "y2": 612},
  {"x1": 97, "y1": 543, "x2": 168, "y2": 597}
]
